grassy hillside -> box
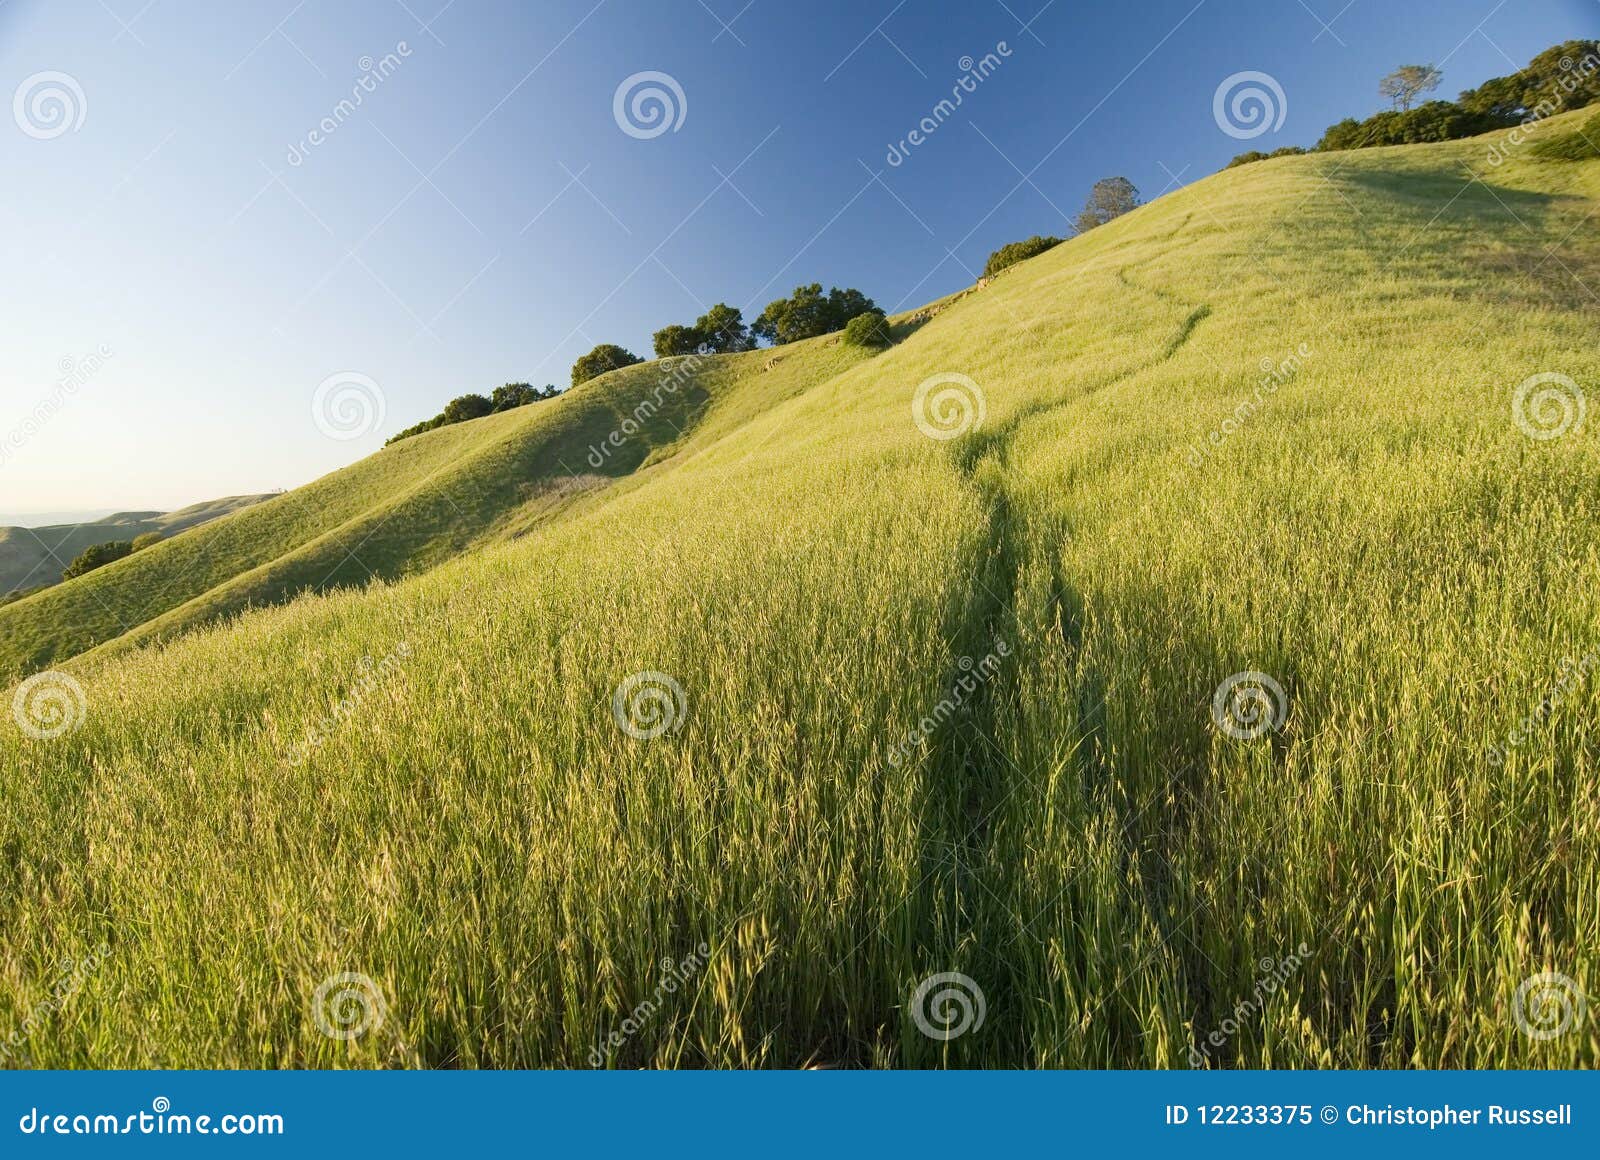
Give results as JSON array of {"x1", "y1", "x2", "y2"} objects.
[
  {"x1": 2, "y1": 111, "x2": 1597, "y2": 1068},
  {"x1": 0, "y1": 339, "x2": 881, "y2": 679},
  {"x1": 0, "y1": 495, "x2": 272, "y2": 598}
]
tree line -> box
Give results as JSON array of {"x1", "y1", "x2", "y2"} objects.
[{"x1": 1229, "y1": 39, "x2": 1599, "y2": 166}]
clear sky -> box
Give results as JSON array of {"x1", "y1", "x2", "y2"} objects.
[{"x1": 1, "y1": 0, "x2": 1595, "y2": 516}]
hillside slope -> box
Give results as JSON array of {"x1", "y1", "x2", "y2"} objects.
[
  {"x1": 0, "y1": 337, "x2": 878, "y2": 678},
  {"x1": 2, "y1": 111, "x2": 1597, "y2": 1068},
  {"x1": 0, "y1": 494, "x2": 272, "y2": 598}
]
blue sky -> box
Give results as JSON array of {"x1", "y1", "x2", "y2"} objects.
[{"x1": 1, "y1": 0, "x2": 1595, "y2": 516}]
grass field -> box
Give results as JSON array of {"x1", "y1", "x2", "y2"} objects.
[{"x1": 2, "y1": 111, "x2": 1597, "y2": 1068}]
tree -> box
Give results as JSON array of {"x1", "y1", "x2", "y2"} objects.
[
  {"x1": 652, "y1": 324, "x2": 704, "y2": 358},
  {"x1": 694, "y1": 303, "x2": 753, "y2": 353},
  {"x1": 63, "y1": 540, "x2": 132, "y2": 580},
  {"x1": 571, "y1": 343, "x2": 643, "y2": 387},
  {"x1": 752, "y1": 284, "x2": 881, "y2": 346},
  {"x1": 491, "y1": 383, "x2": 539, "y2": 411},
  {"x1": 982, "y1": 235, "x2": 1063, "y2": 277},
  {"x1": 131, "y1": 531, "x2": 162, "y2": 552},
  {"x1": 1074, "y1": 177, "x2": 1140, "y2": 234},
  {"x1": 439, "y1": 393, "x2": 494, "y2": 424},
  {"x1": 1380, "y1": 64, "x2": 1442, "y2": 111}
]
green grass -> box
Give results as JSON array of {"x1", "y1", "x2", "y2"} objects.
[{"x1": 2, "y1": 111, "x2": 1597, "y2": 1068}]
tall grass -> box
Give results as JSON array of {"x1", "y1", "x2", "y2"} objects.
[{"x1": 2, "y1": 112, "x2": 1597, "y2": 1067}]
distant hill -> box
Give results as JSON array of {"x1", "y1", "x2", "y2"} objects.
[{"x1": 0, "y1": 495, "x2": 274, "y2": 599}]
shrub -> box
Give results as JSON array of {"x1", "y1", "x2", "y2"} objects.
[
  {"x1": 131, "y1": 532, "x2": 162, "y2": 552},
  {"x1": 571, "y1": 344, "x2": 643, "y2": 388},
  {"x1": 652, "y1": 325, "x2": 703, "y2": 358},
  {"x1": 63, "y1": 540, "x2": 132, "y2": 580},
  {"x1": 982, "y1": 235, "x2": 1062, "y2": 278},
  {"x1": 841, "y1": 310, "x2": 891, "y2": 349}
]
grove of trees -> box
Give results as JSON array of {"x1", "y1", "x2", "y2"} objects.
[
  {"x1": 752, "y1": 284, "x2": 882, "y2": 345},
  {"x1": 1228, "y1": 40, "x2": 1600, "y2": 165}
]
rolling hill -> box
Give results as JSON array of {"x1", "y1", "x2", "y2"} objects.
[
  {"x1": 0, "y1": 495, "x2": 273, "y2": 600},
  {"x1": 1, "y1": 110, "x2": 1597, "y2": 1068}
]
